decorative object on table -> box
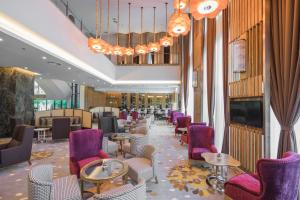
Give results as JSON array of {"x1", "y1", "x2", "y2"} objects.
[
  {"x1": 69, "y1": 129, "x2": 109, "y2": 178},
  {"x1": 190, "y1": 0, "x2": 228, "y2": 20},
  {"x1": 202, "y1": 152, "x2": 240, "y2": 192},
  {"x1": 28, "y1": 164, "x2": 82, "y2": 200},
  {"x1": 188, "y1": 125, "x2": 218, "y2": 163},
  {"x1": 224, "y1": 151, "x2": 300, "y2": 200},
  {"x1": 31, "y1": 151, "x2": 53, "y2": 161},
  {"x1": 124, "y1": 145, "x2": 158, "y2": 183},
  {"x1": 0, "y1": 125, "x2": 33, "y2": 167},
  {"x1": 80, "y1": 159, "x2": 128, "y2": 194},
  {"x1": 160, "y1": 3, "x2": 173, "y2": 47},
  {"x1": 89, "y1": 179, "x2": 146, "y2": 200}
]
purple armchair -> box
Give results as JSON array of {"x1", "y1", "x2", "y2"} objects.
[
  {"x1": 181, "y1": 122, "x2": 206, "y2": 145},
  {"x1": 225, "y1": 151, "x2": 300, "y2": 200},
  {"x1": 188, "y1": 125, "x2": 217, "y2": 160},
  {"x1": 69, "y1": 129, "x2": 109, "y2": 178},
  {"x1": 172, "y1": 112, "x2": 184, "y2": 125},
  {"x1": 175, "y1": 116, "x2": 191, "y2": 136},
  {"x1": 119, "y1": 111, "x2": 127, "y2": 120},
  {"x1": 131, "y1": 111, "x2": 138, "y2": 121}
]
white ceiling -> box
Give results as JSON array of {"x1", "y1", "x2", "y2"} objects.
[{"x1": 61, "y1": 0, "x2": 174, "y2": 34}]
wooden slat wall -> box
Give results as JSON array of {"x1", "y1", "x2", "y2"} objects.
[
  {"x1": 229, "y1": 124, "x2": 264, "y2": 172},
  {"x1": 228, "y1": 0, "x2": 265, "y2": 172}
]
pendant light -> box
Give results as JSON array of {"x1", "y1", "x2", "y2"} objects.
[
  {"x1": 160, "y1": 3, "x2": 173, "y2": 47},
  {"x1": 124, "y1": 3, "x2": 134, "y2": 56},
  {"x1": 190, "y1": 0, "x2": 228, "y2": 20},
  {"x1": 113, "y1": 0, "x2": 124, "y2": 56},
  {"x1": 88, "y1": 0, "x2": 106, "y2": 52},
  {"x1": 168, "y1": 0, "x2": 191, "y2": 37},
  {"x1": 105, "y1": 0, "x2": 113, "y2": 55},
  {"x1": 173, "y1": 0, "x2": 188, "y2": 10},
  {"x1": 135, "y1": 7, "x2": 148, "y2": 55},
  {"x1": 148, "y1": 7, "x2": 161, "y2": 52}
]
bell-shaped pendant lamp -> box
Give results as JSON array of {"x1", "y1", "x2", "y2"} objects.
[
  {"x1": 167, "y1": 7, "x2": 191, "y2": 37},
  {"x1": 124, "y1": 3, "x2": 134, "y2": 56},
  {"x1": 190, "y1": 0, "x2": 228, "y2": 20},
  {"x1": 173, "y1": 0, "x2": 188, "y2": 10},
  {"x1": 160, "y1": 3, "x2": 173, "y2": 47},
  {"x1": 135, "y1": 7, "x2": 148, "y2": 55},
  {"x1": 148, "y1": 7, "x2": 161, "y2": 53}
]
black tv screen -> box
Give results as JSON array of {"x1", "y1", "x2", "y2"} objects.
[{"x1": 230, "y1": 100, "x2": 263, "y2": 128}]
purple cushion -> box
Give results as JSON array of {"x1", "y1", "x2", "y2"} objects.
[
  {"x1": 226, "y1": 173, "x2": 261, "y2": 195},
  {"x1": 191, "y1": 148, "x2": 210, "y2": 160}
]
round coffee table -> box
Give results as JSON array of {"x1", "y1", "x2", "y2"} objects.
[
  {"x1": 202, "y1": 152, "x2": 240, "y2": 192},
  {"x1": 80, "y1": 159, "x2": 128, "y2": 194},
  {"x1": 111, "y1": 133, "x2": 130, "y2": 154}
]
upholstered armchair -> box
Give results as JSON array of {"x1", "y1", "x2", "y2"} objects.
[
  {"x1": 89, "y1": 179, "x2": 146, "y2": 200},
  {"x1": 98, "y1": 116, "x2": 118, "y2": 138},
  {"x1": 123, "y1": 134, "x2": 149, "y2": 157},
  {"x1": 102, "y1": 137, "x2": 118, "y2": 157},
  {"x1": 131, "y1": 126, "x2": 148, "y2": 135},
  {"x1": 124, "y1": 145, "x2": 158, "y2": 184},
  {"x1": 0, "y1": 125, "x2": 33, "y2": 167},
  {"x1": 168, "y1": 111, "x2": 176, "y2": 124},
  {"x1": 172, "y1": 112, "x2": 184, "y2": 125},
  {"x1": 188, "y1": 125, "x2": 217, "y2": 161},
  {"x1": 175, "y1": 116, "x2": 191, "y2": 137},
  {"x1": 52, "y1": 118, "x2": 70, "y2": 140},
  {"x1": 181, "y1": 122, "x2": 206, "y2": 145},
  {"x1": 119, "y1": 111, "x2": 128, "y2": 120},
  {"x1": 69, "y1": 129, "x2": 109, "y2": 178},
  {"x1": 28, "y1": 164, "x2": 82, "y2": 200},
  {"x1": 225, "y1": 151, "x2": 300, "y2": 200},
  {"x1": 131, "y1": 111, "x2": 139, "y2": 121}
]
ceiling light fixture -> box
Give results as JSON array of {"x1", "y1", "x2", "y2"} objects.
[
  {"x1": 190, "y1": 0, "x2": 228, "y2": 20},
  {"x1": 135, "y1": 7, "x2": 148, "y2": 55},
  {"x1": 147, "y1": 7, "x2": 161, "y2": 53},
  {"x1": 42, "y1": 56, "x2": 47, "y2": 60},
  {"x1": 113, "y1": 0, "x2": 124, "y2": 56},
  {"x1": 124, "y1": 3, "x2": 134, "y2": 56},
  {"x1": 0, "y1": 38, "x2": 3, "y2": 42},
  {"x1": 68, "y1": 67, "x2": 71, "y2": 70},
  {"x1": 174, "y1": 0, "x2": 188, "y2": 10},
  {"x1": 160, "y1": 3, "x2": 173, "y2": 47},
  {"x1": 168, "y1": 0, "x2": 191, "y2": 37}
]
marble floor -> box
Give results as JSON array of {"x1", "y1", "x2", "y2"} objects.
[{"x1": 0, "y1": 121, "x2": 239, "y2": 200}]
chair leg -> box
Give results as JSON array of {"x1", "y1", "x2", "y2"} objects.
[
  {"x1": 28, "y1": 160, "x2": 32, "y2": 165},
  {"x1": 155, "y1": 176, "x2": 158, "y2": 184}
]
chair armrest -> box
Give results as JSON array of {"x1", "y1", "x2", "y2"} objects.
[
  {"x1": 98, "y1": 150, "x2": 109, "y2": 159},
  {"x1": 0, "y1": 146, "x2": 23, "y2": 163},
  {"x1": 210, "y1": 145, "x2": 218, "y2": 153},
  {"x1": 0, "y1": 143, "x2": 8, "y2": 150}
]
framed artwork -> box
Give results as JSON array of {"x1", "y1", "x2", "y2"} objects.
[{"x1": 233, "y1": 39, "x2": 246, "y2": 72}]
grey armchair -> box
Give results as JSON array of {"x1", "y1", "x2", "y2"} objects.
[
  {"x1": 90, "y1": 179, "x2": 146, "y2": 200},
  {"x1": 0, "y1": 125, "x2": 33, "y2": 167},
  {"x1": 124, "y1": 145, "x2": 158, "y2": 184},
  {"x1": 98, "y1": 117, "x2": 118, "y2": 138},
  {"x1": 28, "y1": 164, "x2": 82, "y2": 200}
]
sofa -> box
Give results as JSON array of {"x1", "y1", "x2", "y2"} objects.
[{"x1": 0, "y1": 125, "x2": 34, "y2": 167}]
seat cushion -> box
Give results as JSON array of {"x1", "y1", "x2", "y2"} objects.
[
  {"x1": 78, "y1": 156, "x2": 101, "y2": 169},
  {"x1": 107, "y1": 141, "x2": 119, "y2": 154},
  {"x1": 225, "y1": 173, "x2": 261, "y2": 196},
  {"x1": 191, "y1": 148, "x2": 210, "y2": 160},
  {"x1": 53, "y1": 175, "x2": 82, "y2": 200},
  {"x1": 124, "y1": 158, "x2": 153, "y2": 182}
]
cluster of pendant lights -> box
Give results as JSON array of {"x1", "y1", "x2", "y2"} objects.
[{"x1": 88, "y1": 0, "x2": 228, "y2": 56}]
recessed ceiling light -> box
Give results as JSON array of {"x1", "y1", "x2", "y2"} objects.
[
  {"x1": 68, "y1": 67, "x2": 71, "y2": 70},
  {"x1": 39, "y1": 77, "x2": 42, "y2": 80},
  {"x1": 42, "y1": 56, "x2": 47, "y2": 60},
  {"x1": 72, "y1": 80, "x2": 75, "y2": 82},
  {"x1": 0, "y1": 38, "x2": 3, "y2": 42},
  {"x1": 83, "y1": 82, "x2": 85, "y2": 84},
  {"x1": 24, "y1": 67, "x2": 28, "y2": 70}
]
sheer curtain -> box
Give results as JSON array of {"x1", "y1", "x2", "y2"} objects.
[
  {"x1": 213, "y1": 13, "x2": 225, "y2": 150},
  {"x1": 202, "y1": 20, "x2": 209, "y2": 123},
  {"x1": 187, "y1": 18, "x2": 194, "y2": 121}
]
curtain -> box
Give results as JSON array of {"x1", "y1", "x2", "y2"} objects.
[
  {"x1": 221, "y1": 9, "x2": 230, "y2": 153},
  {"x1": 206, "y1": 19, "x2": 216, "y2": 126},
  {"x1": 270, "y1": 0, "x2": 300, "y2": 158},
  {"x1": 183, "y1": 34, "x2": 190, "y2": 115}
]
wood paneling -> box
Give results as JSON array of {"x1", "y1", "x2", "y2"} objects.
[{"x1": 84, "y1": 87, "x2": 106, "y2": 110}]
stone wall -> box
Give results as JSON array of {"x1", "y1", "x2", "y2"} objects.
[{"x1": 0, "y1": 67, "x2": 34, "y2": 137}]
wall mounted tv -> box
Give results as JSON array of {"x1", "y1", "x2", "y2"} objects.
[{"x1": 230, "y1": 100, "x2": 263, "y2": 128}]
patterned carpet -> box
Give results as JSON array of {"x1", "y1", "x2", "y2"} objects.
[{"x1": 0, "y1": 121, "x2": 238, "y2": 200}]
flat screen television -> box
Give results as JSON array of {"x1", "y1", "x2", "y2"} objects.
[{"x1": 230, "y1": 100, "x2": 263, "y2": 128}]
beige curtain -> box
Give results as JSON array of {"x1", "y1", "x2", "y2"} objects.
[
  {"x1": 206, "y1": 19, "x2": 216, "y2": 126},
  {"x1": 221, "y1": 9, "x2": 230, "y2": 153},
  {"x1": 270, "y1": 0, "x2": 300, "y2": 158}
]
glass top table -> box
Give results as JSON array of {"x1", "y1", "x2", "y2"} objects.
[{"x1": 80, "y1": 159, "x2": 128, "y2": 194}]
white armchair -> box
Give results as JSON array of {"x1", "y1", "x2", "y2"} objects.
[
  {"x1": 28, "y1": 164, "x2": 82, "y2": 200},
  {"x1": 102, "y1": 137, "x2": 118, "y2": 157},
  {"x1": 123, "y1": 134, "x2": 149, "y2": 157},
  {"x1": 124, "y1": 145, "x2": 158, "y2": 184},
  {"x1": 89, "y1": 179, "x2": 146, "y2": 200},
  {"x1": 130, "y1": 126, "x2": 148, "y2": 135}
]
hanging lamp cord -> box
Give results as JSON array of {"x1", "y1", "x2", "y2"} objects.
[
  {"x1": 95, "y1": 0, "x2": 99, "y2": 38},
  {"x1": 165, "y1": 2, "x2": 168, "y2": 36},
  {"x1": 153, "y1": 7, "x2": 156, "y2": 42},
  {"x1": 117, "y1": 0, "x2": 120, "y2": 45},
  {"x1": 107, "y1": 0, "x2": 110, "y2": 43},
  {"x1": 140, "y1": 7, "x2": 143, "y2": 44},
  {"x1": 100, "y1": 0, "x2": 102, "y2": 38},
  {"x1": 128, "y1": 3, "x2": 131, "y2": 48}
]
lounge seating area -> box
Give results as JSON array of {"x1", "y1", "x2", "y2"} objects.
[{"x1": 1, "y1": 0, "x2": 300, "y2": 199}]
